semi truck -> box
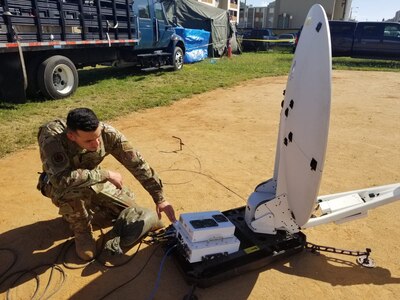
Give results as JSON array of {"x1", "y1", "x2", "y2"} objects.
[
  {"x1": 0, "y1": 0, "x2": 186, "y2": 103},
  {"x1": 329, "y1": 21, "x2": 400, "y2": 60}
]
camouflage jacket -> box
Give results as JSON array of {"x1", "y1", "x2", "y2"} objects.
[{"x1": 37, "y1": 119, "x2": 164, "y2": 204}]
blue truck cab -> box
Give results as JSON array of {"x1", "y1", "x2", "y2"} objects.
[{"x1": 134, "y1": 0, "x2": 181, "y2": 53}]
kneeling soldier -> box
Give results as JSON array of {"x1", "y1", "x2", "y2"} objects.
[{"x1": 37, "y1": 108, "x2": 176, "y2": 260}]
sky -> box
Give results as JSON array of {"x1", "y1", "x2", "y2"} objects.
[{"x1": 245, "y1": 0, "x2": 399, "y2": 21}]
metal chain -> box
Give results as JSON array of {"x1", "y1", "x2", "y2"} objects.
[{"x1": 306, "y1": 242, "x2": 371, "y2": 257}]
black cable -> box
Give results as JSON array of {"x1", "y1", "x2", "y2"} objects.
[
  {"x1": 61, "y1": 239, "x2": 96, "y2": 270},
  {"x1": 146, "y1": 244, "x2": 177, "y2": 300},
  {"x1": 99, "y1": 244, "x2": 161, "y2": 300},
  {"x1": 159, "y1": 142, "x2": 246, "y2": 201},
  {"x1": 5, "y1": 270, "x2": 39, "y2": 300},
  {"x1": 1, "y1": 231, "x2": 145, "y2": 299},
  {"x1": 4, "y1": 263, "x2": 66, "y2": 300},
  {"x1": 4, "y1": 144, "x2": 223, "y2": 298},
  {"x1": 0, "y1": 239, "x2": 72, "y2": 300},
  {"x1": 61, "y1": 226, "x2": 106, "y2": 270},
  {"x1": 161, "y1": 151, "x2": 202, "y2": 186},
  {"x1": 38, "y1": 265, "x2": 66, "y2": 300},
  {"x1": 60, "y1": 227, "x2": 145, "y2": 269},
  {"x1": 162, "y1": 168, "x2": 246, "y2": 201}
]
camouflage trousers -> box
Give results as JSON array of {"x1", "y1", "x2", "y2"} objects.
[{"x1": 47, "y1": 182, "x2": 137, "y2": 234}]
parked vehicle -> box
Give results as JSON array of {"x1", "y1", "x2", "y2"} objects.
[
  {"x1": 276, "y1": 33, "x2": 295, "y2": 51},
  {"x1": 329, "y1": 21, "x2": 400, "y2": 60},
  {"x1": 293, "y1": 26, "x2": 302, "y2": 53},
  {"x1": 239, "y1": 28, "x2": 277, "y2": 52},
  {"x1": 0, "y1": 0, "x2": 186, "y2": 103}
]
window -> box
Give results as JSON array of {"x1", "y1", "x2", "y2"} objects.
[
  {"x1": 137, "y1": 0, "x2": 150, "y2": 19},
  {"x1": 361, "y1": 25, "x2": 380, "y2": 38},
  {"x1": 383, "y1": 24, "x2": 400, "y2": 38},
  {"x1": 154, "y1": 2, "x2": 166, "y2": 21},
  {"x1": 329, "y1": 22, "x2": 356, "y2": 37}
]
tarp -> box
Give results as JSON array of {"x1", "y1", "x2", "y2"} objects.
[
  {"x1": 162, "y1": 0, "x2": 235, "y2": 57},
  {"x1": 174, "y1": 27, "x2": 210, "y2": 63}
]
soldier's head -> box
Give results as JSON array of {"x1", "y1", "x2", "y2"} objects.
[{"x1": 66, "y1": 108, "x2": 101, "y2": 151}]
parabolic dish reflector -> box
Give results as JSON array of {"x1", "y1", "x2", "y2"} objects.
[{"x1": 274, "y1": 4, "x2": 332, "y2": 227}]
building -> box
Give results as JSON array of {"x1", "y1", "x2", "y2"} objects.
[
  {"x1": 391, "y1": 10, "x2": 400, "y2": 22},
  {"x1": 273, "y1": 0, "x2": 352, "y2": 28},
  {"x1": 238, "y1": 0, "x2": 353, "y2": 29},
  {"x1": 238, "y1": 2, "x2": 275, "y2": 29},
  {"x1": 197, "y1": 0, "x2": 240, "y2": 23}
]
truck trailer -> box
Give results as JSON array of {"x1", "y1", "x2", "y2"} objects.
[{"x1": 0, "y1": 0, "x2": 185, "y2": 102}]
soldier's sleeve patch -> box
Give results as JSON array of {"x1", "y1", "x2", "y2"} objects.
[
  {"x1": 123, "y1": 150, "x2": 136, "y2": 161},
  {"x1": 52, "y1": 152, "x2": 67, "y2": 165},
  {"x1": 42, "y1": 140, "x2": 70, "y2": 174}
]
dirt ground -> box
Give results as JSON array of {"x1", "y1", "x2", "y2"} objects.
[{"x1": 0, "y1": 70, "x2": 399, "y2": 300}]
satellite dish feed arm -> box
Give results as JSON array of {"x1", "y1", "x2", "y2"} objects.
[
  {"x1": 303, "y1": 183, "x2": 400, "y2": 229},
  {"x1": 246, "y1": 181, "x2": 400, "y2": 234}
]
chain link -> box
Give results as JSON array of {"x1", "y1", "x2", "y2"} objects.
[{"x1": 306, "y1": 242, "x2": 371, "y2": 257}]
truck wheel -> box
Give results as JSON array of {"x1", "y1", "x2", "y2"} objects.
[
  {"x1": 38, "y1": 55, "x2": 78, "y2": 99},
  {"x1": 172, "y1": 46, "x2": 184, "y2": 71}
]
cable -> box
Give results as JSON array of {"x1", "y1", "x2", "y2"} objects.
[
  {"x1": 160, "y1": 140, "x2": 246, "y2": 201},
  {"x1": 99, "y1": 244, "x2": 161, "y2": 300},
  {"x1": 3, "y1": 263, "x2": 66, "y2": 300},
  {"x1": 38, "y1": 265, "x2": 66, "y2": 300},
  {"x1": 98, "y1": 228, "x2": 178, "y2": 298},
  {"x1": 2, "y1": 231, "x2": 99, "y2": 299},
  {"x1": 4, "y1": 141, "x2": 245, "y2": 298},
  {"x1": 160, "y1": 151, "x2": 202, "y2": 186},
  {"x1": 61, "y1": 239, "x2": 96, "y2": 270},
  {"x1": 5, "y1": 270, "x2": 39, "y2": 300},
  {"x1": 96, "y1": 240, "x2": 144, "y2": 268},
  {"x1": 1, "y1": 222, "x2": 164, "y2": 299},
  {"x1": 60, "y1": 227, "x2": 145, "y2": 269},
  {"x1": 162, "y1": 168, "x2": 246, "y2": 201},
  {"x1": 146, "y1": 244, "x2": 177, "y2": 300},
  {"x1": 61, "y1": 225, "x2": 130, "y2": 270}
]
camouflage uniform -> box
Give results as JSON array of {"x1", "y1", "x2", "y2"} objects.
[{"x1": 37, "y1": 119, "x2": 164, "y2": 234}]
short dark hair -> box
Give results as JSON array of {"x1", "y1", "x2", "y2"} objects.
[{"x1": 66, "y1": 108, "x2": 99, "y2": 132}]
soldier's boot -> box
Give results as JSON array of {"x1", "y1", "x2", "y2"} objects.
[
  {"x1": 74, "y1": 229, "x2": 97, "y2": 261},
  {"x1": 60, "y1": 199, "x2": 96, "y2": 261}
]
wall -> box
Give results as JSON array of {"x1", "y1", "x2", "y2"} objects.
[{"x1": 273, "y1": 0, "x2": 352, "y2": 29}]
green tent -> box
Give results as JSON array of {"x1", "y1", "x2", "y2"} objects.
[{"x1": 162, "y1": 0, "x2": 237, "y2": 56}]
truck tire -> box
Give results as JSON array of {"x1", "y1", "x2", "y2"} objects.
[
  {"x1": 172, "y1": 46, "x2": 184, "y2": 71},
  {"x1": 38, "y1": 55, "x2": 78, "y2": 99}
]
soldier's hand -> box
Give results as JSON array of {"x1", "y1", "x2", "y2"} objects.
[
  {"x1": 156, "y1": 201, "x2": 176, "y2": 223},
  {"x1": 107, "y1": 170, "x2": 123, "y2": 189}
]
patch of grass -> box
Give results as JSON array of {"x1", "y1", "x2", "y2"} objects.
[
  {"x1": 332, "y1": 57, "x2": 400, "y2": 71},
  {"x1": 0, "y1": 52, "x2": 398, "y2": 158}
]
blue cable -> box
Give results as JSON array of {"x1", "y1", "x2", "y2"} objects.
[{"x1": 146, "y1": 244, "x2": 178, "y2": 300}]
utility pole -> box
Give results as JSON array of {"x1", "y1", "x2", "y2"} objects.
[{"x1": 244, "y1": 0, "x2": 247, "y2": 28}]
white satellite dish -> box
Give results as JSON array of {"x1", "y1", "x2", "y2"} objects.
[
  {"x1": 274, "y1": 4, "x2": 332, "y2": 227},
  {"x1": 171, "y1": 5, "x2": 400, "y2": 291},
  {"x1": 245, "y1": 4, "x2": 400, "y2": 234}
]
